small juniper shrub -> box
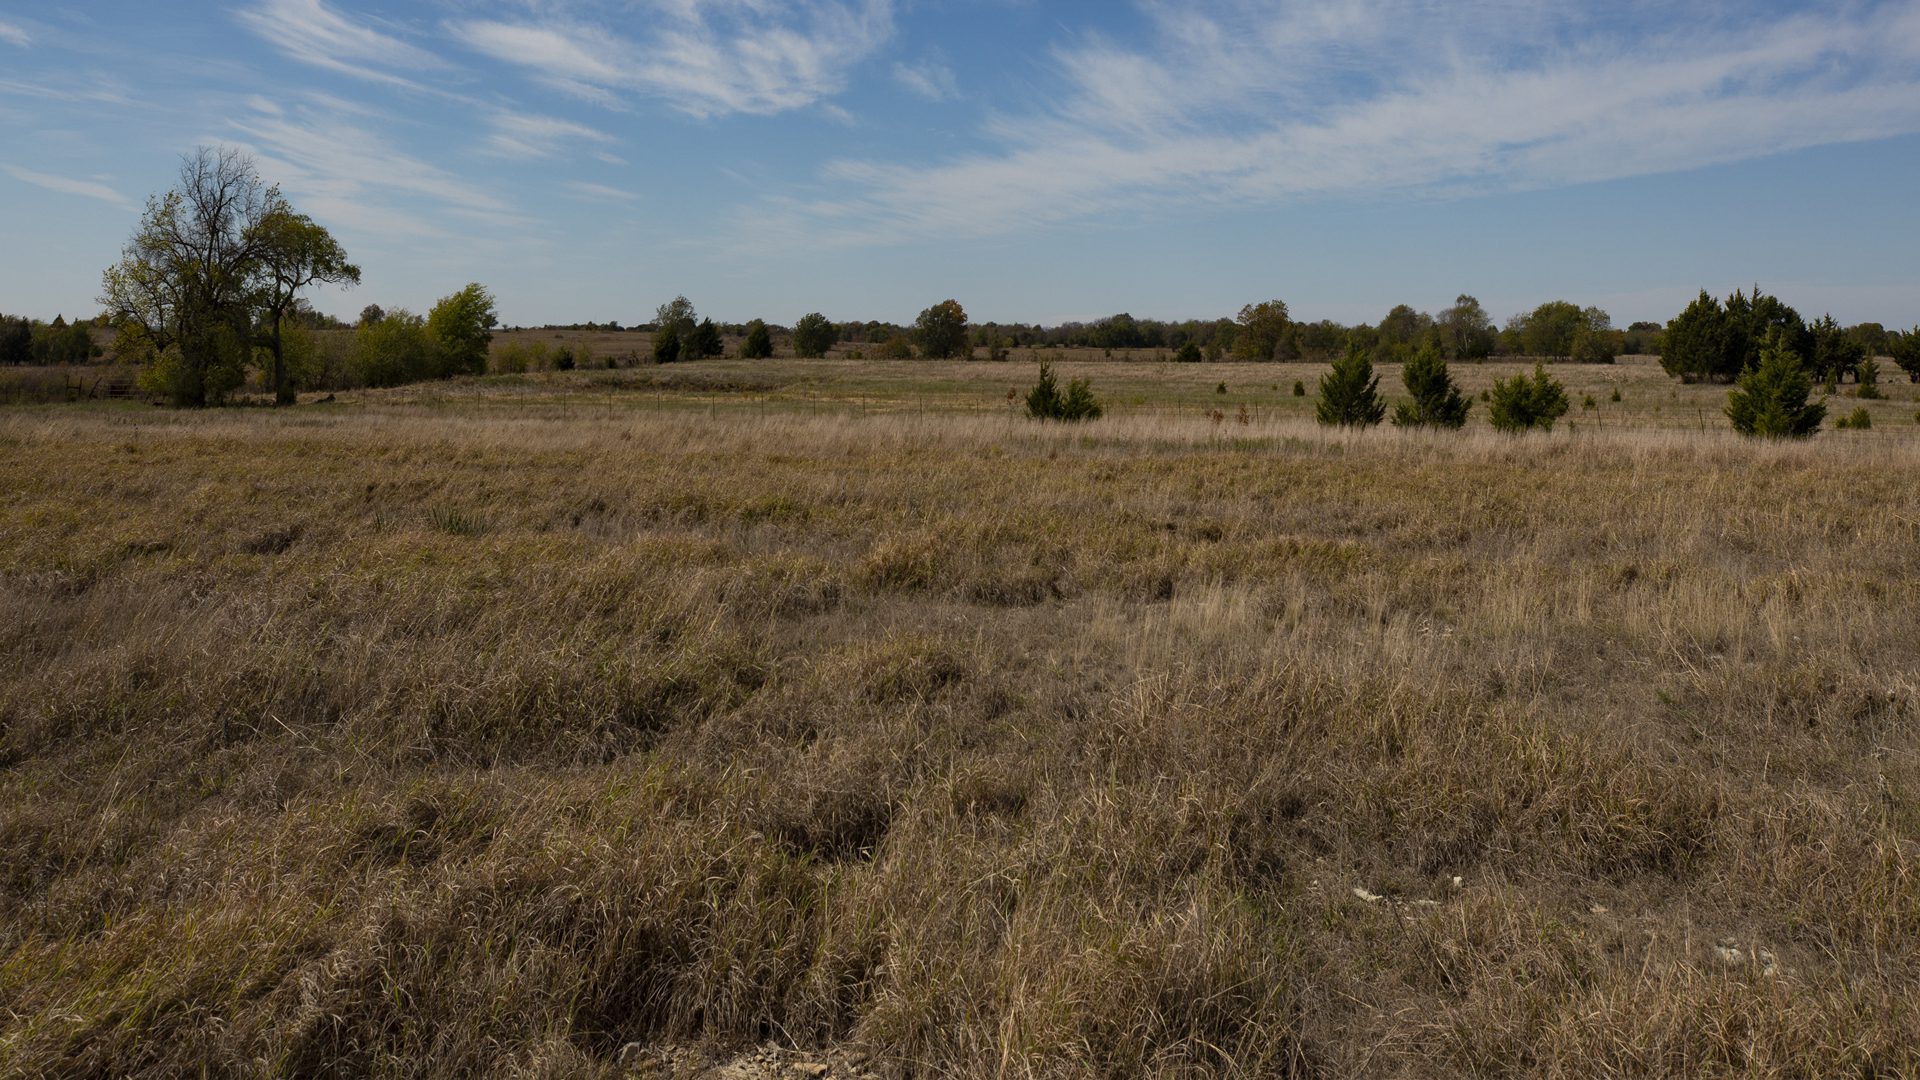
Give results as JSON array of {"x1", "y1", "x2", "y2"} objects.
[
  {"x1": 1727, "y1": 334, "x2": 1825, "y2": 438},
  {"x1": 1834, "y1": 407, "x2": 1872, "y2": 430},
  {"x1": 1389, "y1": 344, "x2": 1470, "y2": 429},
  {"x1": 1292, "y1": 380, "x2": 1305, "y2": 397},
  {"x1": 1314, "y1": 343, "x2": 1386, "y2": 428},
  {"x1": 1488, "y1": 363, "x2": 1571, "y2": 432},
  {"x1": 1026, "y1": 364, "x2": 1102, "y2": 421},
  {"x1": 1856, "y1": 356, "x2": 1882, "y2": 399}
]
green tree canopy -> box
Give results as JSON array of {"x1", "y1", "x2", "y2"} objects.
[
  {"x1": 915, "y1": 299, "x2": 969, "y2": 359},
  {"x1": 254, "y1": 209, "x2": 359, "y2": 404},
  {"x1": 1893, "y1": 327, "x2": 1920, "y2": 383},
  {"x1": 654, "y1": 296, "x2": 696, "y2": 342},
  {"x1": 1727, "y1": 334, "x2": 1825, "y2": 438},
  {"x1": 1439, "y1": 295, "x2": 1496, "y2": 360},
  {"x1": 99, "y1": 147, "x2": 278, "y2": 405},
  {"x1": 1808, "y1": 314, "x2": 1866, "y2": 384},
  {"x1": 426, "y1": 283, "x2": 498, "y2": 377},
  {"x1": 653, "y1": 324, "x2": 682, "y2": 364},
  {"x1": 1315, "y1": 343, "x2": 1385, "y2": 427},
  {"x1": 1233, "y1": 300, "x2": 1292, "y2": 361},
  {"x1": 1660, "y1": 290, "x2": 1730, "y2": 382},
  {"x1": 1390, "y1": 343, "x2": 1471, "y2": 429},
  {"x1": 741, "y1": 319, "x2": 773, "y2": 359},
  {"x1": 792, "y1": 312, "x2": 836, "y2": 358},
  {"x1": 349, "y1": 309, "x2": 435, "y2": 388},
  {"x1": 688, "y1": 317, "x2": 723, "y2": 359},
  {"x1": 1488, "y1": 363, "x2": 1570, "y2": 432}
]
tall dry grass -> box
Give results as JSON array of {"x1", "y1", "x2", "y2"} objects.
[{"x1": 2, "y1": 395, "x2": 1918, "y2": 1077}]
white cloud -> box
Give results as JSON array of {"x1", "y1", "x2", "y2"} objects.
[
  {"x1": 482, "y1": 109, "x2": 617, "y2": 160},
  {"x1": 236, "y1": 0, "x2": 445, "y2": 88},
  {"x1": 1, "y1": 164, "x2": 131, "y2": 208},
  {"x1": 563, "y1": 180, "x2": 641, "y2": 202},
  {"x1": 738, "y1": 0, "x2": 1920, "y2": 249},
  {"x1": 892, "y1": 56, "x2": 958, "y2": 102},
  {"x1": 0, "y1": 20, "x2": 30, "y2": 48},
  {"x1": 448, "y1": 0, "x2": 894, "y2": 118},
  {"x1": 227, "y1": 98, "x2": 520, "y2": 240}
]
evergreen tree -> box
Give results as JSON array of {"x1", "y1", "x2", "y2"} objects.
[
  {"x1": 1808, "y1": 314, "x2": 1866, "y2": 384},
  {"x1": 741, "y1": 319, "x2": 773, "y2": 359},
  {"x1": 1660, "y1": 290, "x2": 1729, "y2": 382},
  {"x1": 1488, "y1": 363, "x2": 1571, "y2": 432},
  {"x1": 1025, "y1": 363, "x2": 1063, "y2": 418},
  {"x1": 1314, "y1": 343, "x2": 1385, "y2": 427},
  {"x1": 1894, "y1": 327, "x2": 1920, "y2": 383},
  {"x1": 688, "y1": 317, "x2": 723, "y2": 358},
  {"x1": 1060, "y1": 375, "x2": 1103, "y2": 420},
  {"x1": 652, "y1": 324, "x2": 682, "y2": 364},
  {"x1": 1390, "y1": 343, "x2": 1471, "y2": 428},
  {"x1": 1727, "y1": 334, "x2": 1824, "y2": 438},
  {"x1": 1025, "y1": 363, "x2": 1102, "y2": 421}
]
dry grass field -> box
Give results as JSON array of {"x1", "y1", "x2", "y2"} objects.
[{"x1": 3, "y1": 358, "x2": 1919, "y2": 1077}]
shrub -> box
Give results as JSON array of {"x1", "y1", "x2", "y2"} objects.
[
  {"x1": 349, "y1": 309, "x2": 436, "y2": 388},
  {"x1": 1488, "y1": 363, "x2": 1571, "y2": 432},
  {"x1": 1834, "y1": 407, "x2": 1872, "y2": 430},
  {"x1": 1215, "y1": 382, "x2": 1228, "y2": 395},
  {"x1": 1726, "y1": 336, "x2": 1824, "y2": 438},
  {"x1": 1292, "y1": 380, "x2": 1305, "y2": 397},
  {"x1": 1610, "y1": 386, "x2": 1622, "y2": 403},
  {"x1": 877, "y1": 336, "x2": 914, "y2": 360},
  {"x1": 741, "y1": 319, "x2": 773, "y2": 359},
  {"x1": 688, "y1": 318, "x2": 723, "y2": 359},
  {"x1": 1026, "y1": 363, "x2": 1102, "y2": 421},
  {"x1": 1855, "y1": 356, "x2": 1882, "y2": 399},
  {"x1": 553, "y1": 346, "x2": 575, "y2": 371},
  {"x1": 1174, "y1": 342, "x2": 1202, "y2": 364},
  {"x1": 1389, "y1": 344, "x2": 1470, "y2": 429},
  {"x1": 652, "y1": 325, "x2": 682, "y2": 364},
  {"x1": 1314, "y1": 344, "x2": 1385, "y2": 428}
]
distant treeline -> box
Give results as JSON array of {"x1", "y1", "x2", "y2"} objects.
[{"x1": 0, "y1": 314, "x2": 106, "y2": 366}]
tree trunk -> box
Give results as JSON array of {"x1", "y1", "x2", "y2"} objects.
[{"x1": 272, "y1": 315, "x2": 292, "y2": 407}]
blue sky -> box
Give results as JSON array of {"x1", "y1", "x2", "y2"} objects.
[{"x1": 3, "y1": 0, "x2": 1919, "y2": 329}]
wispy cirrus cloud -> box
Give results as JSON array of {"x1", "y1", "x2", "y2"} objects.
[
  {"x1": 738, "y1": 0, "x2": 1920, "y2": 250},
  {"x1": 892, "y1": 55, "x2": 958, "y2": 102},
  {"x1": 236, "y1": 0, "x2": 446, "y2": 89},
  {"x1": 2, "y1": 164, "x2": 132, "y2": 208},
  {"x1": 0, "y1": 20, "x2": 30, "y2": 48},
  {"x1": 563, "y1": 180, "x2": 641, "y2": 203},
  {"x1": 448, "y1": 0, "x2": 894, "y2": 118},
  {"x1": 228, "y1": 97, "x2": 518, "y2": 240},
  {"x1": 482, "y1": 110, "x2": 618, "y2": 161}
]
